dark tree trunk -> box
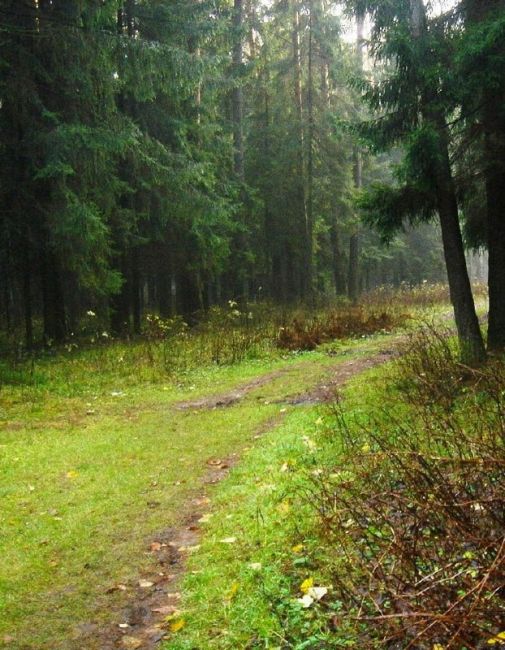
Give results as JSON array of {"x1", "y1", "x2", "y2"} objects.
[
  {"x1": 131, "y1": 248, "x2": 141, "y2": 335},
  {"x1": 305, "y1": 0, "x2": 315, "y2": 299},
  {"x1": 232, "y1": 0, "x2": 244, "y2": 180},
  {"x1": 110, "y1": 254, "x2": 131, "y2": 335},
  {"x1": 475, "y1": 0, "x2": 505, "y2": 349},
  {"x1": 22, "y1": 248, "x2": 33, "y2": 349},
  {"x1": 347, "y1": 233, "x2": 360, "y2": 304},
  {"x1": 330, "y1": 221, "x2": 346, "y2": 295},
  {"x1": 485, "y1": 128, "x2": 505, "y2": 350},
  {"x1": 432, "y1": 127, "x2": 486, "y2": 363},
  {"x1": 348, "y1": 13, "x2": 364, "y2": 305},
  {"x1": 410, "y1": 0, "x2": 485, "y2": 364},
  {"x1": 41, "y1": 250, "x2": 66, "y2": 343}
]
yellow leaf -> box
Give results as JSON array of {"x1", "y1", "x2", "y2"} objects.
[
  {"x1": 292, "y1": 544, "x2": 304, "y2": 554},
  {"x1": 488, "y1": 631, "x2": 505, "y2": 645},
  {"x1": 433, "y1": 645, "x2": 444, "y2": 650},
  {"x1": 66, "y1": 470, "x2": 78, "y2": 479},
  {"x1": 226, "y1": 582, "x2": 239, "y2": 600},
  {"x1": 300, "y1": 577, "x2": 314, "y2": 594},
  {"x1": 278, "y1": 501, "x2": 290, "y2": 515},
  {"x1": 169, "y1": 619, "x2": 186, "y2": 633},
  {"x1": 361, "y1": 443, "x2": 371, "y2": 453}
]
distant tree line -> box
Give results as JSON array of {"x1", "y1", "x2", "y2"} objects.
[{"x1": 2, "y1": 0, "x2": 497, "y2": 354}]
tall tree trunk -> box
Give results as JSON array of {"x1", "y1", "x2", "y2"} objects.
[
  {"x1": 411, "y1": 0, "x2": 485, "y2": 363},
  {"x1": 41, "y1": 249, "x2": 66, "y2": 343},
  {"x1": 464, "y1": 0, "x2": 505, "y2": 349},
  {"x1": 232, "y1": 0, "x2": 245, "y2": 180},
  {"x1": 22, "y1": 247, "x2": 33, "y2": 349},
  {"x1": 131, "y1": 248, "x2": 141, "y2": 335},
  {"x1": 434, "y1": 143, "x2": 486, "y2": 362},
  {"x1": 331, "y1": 220, "x2": 346, "y2": 295},
  {"x1": 305, "y1": 0, "x2": 315, "y2": 299},
  {"x1": 348, "y1": 12, "x2": 364, "y2": 304},
  {"x1": 292, "y1": 1, "x2": 308, "y2": 299}
]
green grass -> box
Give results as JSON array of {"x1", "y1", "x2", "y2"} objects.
[
  {"x1": 165, "y1": 364, "x2": 393, "y2": 649},
  {"x1": 0, "y1": 323, "x2": 409, "y2": 649},
  {"x1": 0, "y1": 295, "x2": 484, "y2": 649},
  {"x1": 165, "y1": 319, "x2": 499, "y2": 650}
]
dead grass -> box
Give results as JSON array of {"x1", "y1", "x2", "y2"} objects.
[{"x1": 277, "y1": 307, "x2": 408, "y2": 351}]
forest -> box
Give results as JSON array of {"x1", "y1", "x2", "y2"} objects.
[{"x1": 1, "y1": 0, "x2": 505, "y2": 649}]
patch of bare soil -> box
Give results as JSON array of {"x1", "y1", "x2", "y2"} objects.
[
  {"x1": 284, "y1": 348, "x2": 399, "y2": 405},
  {"x1": 76, "y1": 417, "x2": 283, "y2": 650},
  {"x1": 75, "y1": 459, "x2": 235, "y2": 650},
  {"x1": 173, "y1": 368, "x2": 289, "y2": 410}
]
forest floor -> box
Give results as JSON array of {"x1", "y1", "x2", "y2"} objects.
[{"x1": 0, "y1": 300, "x2": 489, "y2": 649}]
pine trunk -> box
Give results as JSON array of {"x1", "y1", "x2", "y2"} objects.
[
  {"x1": 348, "y1": 13, "x2": 364, "y2": 305},
  {"x1": 411, "y1": 0, "x2": 485, "y2": 363}
]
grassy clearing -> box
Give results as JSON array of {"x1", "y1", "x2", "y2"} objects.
[
  {"x1": 0, "y1": 288, "x2": 485, "y2": 648},
  {"x1": 0, "y1": 317, "x2": 413, "y2": 648}
]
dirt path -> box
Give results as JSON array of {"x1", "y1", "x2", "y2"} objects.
[{"x1": 81, "y1": 338, "x2": 403, "y2": 650}]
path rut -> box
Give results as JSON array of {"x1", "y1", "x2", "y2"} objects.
[{"x1": 81, "y1": 339, "x2": 403, "y2": 650}]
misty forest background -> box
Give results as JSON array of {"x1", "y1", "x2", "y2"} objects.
[{"x1": 0, "y1": 0, "x2": 504, "y2": 362}]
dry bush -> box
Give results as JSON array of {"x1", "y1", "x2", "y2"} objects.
[
  {"x1": 277, "y1": 308, "x2": 406, "y2": 351},
  {"x1": 310, "y1": 330, "x2": 505, "y2": 649},
  {"x1": 362, "y1": 282, "x2": 487, "y2": 311}
]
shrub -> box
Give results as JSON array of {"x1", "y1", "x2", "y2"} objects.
[
  {"x1": 277, "y1": 307, "x2": 407, "y2": 351},
  {"x1": 310, "y1": 329, "x2": 505, "y2": 648}
]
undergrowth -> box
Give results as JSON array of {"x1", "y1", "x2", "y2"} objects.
[
  {"x1": 168, "y1": 322, "x2": 504, "y2": 650},
  {"x1": 307, "y1": 327, "x2": 505, "y2": 648},
  {"x1": 0, "y1": 282, "x2": 456, "y2": 394}
]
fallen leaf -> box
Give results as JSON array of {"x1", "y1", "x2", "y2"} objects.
[
  {"x1": 297, "y1": 594, "x2": 314, "y2": 608},
  {"x1": 277, "y1": 501, "x2": 290, "y2": 515},
  {"x1": 169, "y1": 619, "x2": 185, "y2": 633},
  {"x1": 300, "y1": 577, "x2": 314, "y2": 594},
  {"x1": 178, "y1": 545, "x2": 200, "y2": 553},
  {"x1": 292, "y1": 544, "x2": 304, "y2": 554},
  {"x1": 225, "y1": 582, "x2": 239, "y2": 600},
  {"x1": 139, "y1": 579, "x2": 154, "y2": 588},
  {"x1": 198, "y1": 513, "x2": 212, "y2": 523},
  {"x1": 307, "y1": 586, "x2": 328, "y2": 601},
  {"x1": 150, "y1": 542, "x2": 162, "y2": 552},
  {"x1": 66, "y1": 470, "x2": 78, "y2": 479},
  {"x1": 488, "y1": 631, "x2": 505, "y2": 645}
]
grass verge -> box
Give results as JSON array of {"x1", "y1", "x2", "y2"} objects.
[{"x1": 166, "y1": 325, "x2": 505, "y2": 650}]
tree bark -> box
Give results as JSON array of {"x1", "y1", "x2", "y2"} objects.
[
  {"x1": 41, "y1": 249, "x2": 66, "y2": 343},
  {"x1": 306, "y1": 0, "x2": 315, "y2": 299},
  {"x1": 464, "y1": 0, "x2": 505, "y2": 349},
  {"x1": 232, "y1": 0, "x2": 245, "y2": 180},
  {"x1": 291, "y1": 1, "x2": 308, "y2": 300},
  {"x1": 348, "y1": 12, "x2": 364, "y2": 304},
  {"x1": 411, "y1": 0, "x2": 485, "y2": 362}
]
